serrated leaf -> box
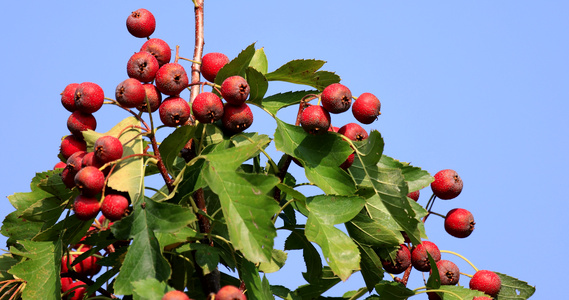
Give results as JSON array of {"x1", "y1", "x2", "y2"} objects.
[
  {"x1": 295, "y1": 267, "x2": 341, "y2": 299},
  {"x1": 246, "y1": 67, "x2": 269, "y2": 105},
  {"x1": 242, "y1": 259, "x2": 275, "y2": 300},
  {"x1": 495, "y1": 272, "x2": 536, "y2": 299},
  {"x1": 215, "y1": 43, "x2": 256, "y2": 85},
  {"x1": 8, "y1": 240, "x2": 62, "y2": 300},
  {"x1": 346, "y1": 212, "x2": 403, "y2": 247},
  {"x1": 374, "y1": 281, "x2": 415, "y2": 299},
  {"x1": 426, "y1": 252, "x2": 441, "y2": 289},
  {"x1": 271, "y1": 285, "x2": 302, "y2": 300},
  {"x1": 261, "y1": 90, "x2": 318, "y2": 116},
  {"x1": 132, "y1": 277, "x2": 176, "y2": 300},
  {"x1": 284, "y1": 229, "x2": 322, "y2": 284},
  {"x1": 159, "y1": 125, "x2": 198, "y2": 176},
  {"x1": 249, "y1": 48, "x2": 268, "y2": 74},
  {"x1": 195, "y1": 246, "x2": 220, "y2": 275},
  {"x1": 258, "y1": 249, "x2": 287, "y2": 273},
  {"x1": 266, "y1": 59, "x2": 340, "y2": 90},
  {"x1": 274, "y1": 118, "x2": 355, "y2": 195},
  {"x1": 379, "y1": 155, "x2": 434, "y2": 192},
  {"x1": 0, "y1": 254, "x2": 18, "y2": 281},
  {"x1": 427, "y1": 285, "x2": 488, "y2": 299},
  {"x1": 355, "y1": 242, "x2": 384, "y2": 292}
]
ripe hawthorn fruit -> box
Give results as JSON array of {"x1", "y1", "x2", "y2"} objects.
[
  {"x1": 74, "y1": 82, "x2": 104, "y2": 114},
  {"x1": 339, "y1": 153, "x2": 355, "y2": 170},
  {"x1": 411, "y1": 241, "x2": 441, "y2": 272},
  {"x1": 192, "y1": 92, "x2": 224, "y2": 123},
  {"x1": 61, "y1": 251, "x2": 102, "y2": 277},
  {"x1": 201, "y1": 52, "x2": 229, "y2": 83},
  {"x1": 407, "y1": 190, "x2": 420, "y2": 201},
  {"x1": 299, "y1": 105, "x2": 331, "y2": 135},
  {"x1": 62, "y1": 280, "x2": 88, "y2": 300},
  {"x1": 216, "y1": 285, "x2": 246, "y2": 300},
  {"x1": 433, "y1": 260, "x2": 460, "y2": 285},
  {"x1": 141, "y1": 38, "x2": 172, "y2": 67},
  {"x1": 155, "y1": 63, "x2": 189, "y2": 96},
  {"x1": 431, "y1": 169, "x2": 463, "y2": 200},
  {"x1": 73, "y1": 195, "x2": 101, "y2": 221},
  {"x1": 94, "y1": 136, "x2": 124, "y2": 164},
  {"x1": 101, "y1": 194, "x2": 129, "y2": 221},
  {"x1": 469, "y1": 270, "x2": 502, "y2": 297},
  {"x1": 66, "y1": 151, "x2": 87, "y2": 173},
  {"x1": 116, "y1": 78, "x2": 147, "y2": 108},
  {"x1": 321, "y1": 83, "x2": 352, "y2": 114},
  {"x1": 380, "y1": 244, "x2": 412, "y2": 274},
  {"x1": 222, "y1": 103, "x2": 253, "y2": 133},
  {"x1": 61, "y1": 83, "x2": 79, "y2": 112},
  {"x1": 161, "y1": 290, "x2": 191, "y2": 300},
  {"x1": 61, "y1": 168, "x2": 78, "y2": 189},
  {"x1": 54, "y1": 161, "x2": 67, "y2": 169},
  {"x1": 137, "y1": 83, "x2": 162, "y2": 113},
  {"x1": 74, "y1": 166, "x2": 105, "y2": 197},
  {"x1": 159, "y1": 96, "x2": 191, "y2": 127},
  {"x1": 444, "y1": 208, "x2": 475, "y2": 238},
  {"x1": 352, "y1": 92, "x2": 381, "y2": 124},
  {"x1": 67, "y1": 111, "x2": 97, "y2": 138},
  {"x1": 338, "y1": 123, "x2": 368, "y2": 141},
  {"x1": 60, "y1": 135, "x2": 87, "y2": 159},
  {"x1": 221, "y1": 75, "x2": 250, "y2": 105},
  {"x1": 127, "y1": 51, "x2": 160, "y2": 83},
  {"x1": 126, "y1": 8, "x2": 156, "y2": 38}
]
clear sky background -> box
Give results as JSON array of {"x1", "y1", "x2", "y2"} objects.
[{"x1": 1, "y1": 1, "x2": 567, "y2": 299}]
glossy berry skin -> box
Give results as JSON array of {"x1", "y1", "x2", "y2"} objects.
[
  {"x1": 116, "y1": 78, "x2": 146, "y2": 108},
  {"x1": 141, "y1": 38, "x2": 171, "y2": 66},
  {"x1": 74, "y1": 82, "x2": 104, "y2": 114},
  {"x1": 73, "y1": 195, "x2": 101, "y2": 221},
  {"x1": 201, "y1": 52, "x2": 229, "y2": 83},
  {"x1": 222, "y1": 103, "x2": 253, "y2": 133},
  {"x1": 54, "y1": 161, "x2": 67, "y2": 170},
  {"x1": 300, "y1": 105, "x2": 331, "y2": 135},
  {"x1": 67, "y1": 111, "x2": 97, "y2": 138},
  {"x1": 62, "y1": 280, "x2": 88, "y2": 300},
  {"x1": 127, "y1": 51, "x2": 160, "y2": 83},
  {"x1": 61, "y1": 252, "x2": 102, "y2": 277},
  {"x1": 137, "y1": 84, "x2": 162, "y2": 113},
  {"x1": 407, "y1": 190, "x2": 420, "y2": 201},
  {"x1": 74, "y1": 166, "x2": 105, "y2": 197},
  {"x1": 433, "y1": 260, "x2": 460, "y2": 285},
  {"x1": 101, "y1": 194, "x2": 129, "y2": 221},
  {"x1": 60, "y1": 135, "x2": 87, "y2": 159},
  {"x1": 126, "y1": 8, "x2": 156, "y2": 38},
  {"x1": 321, "y1": 83, "x2": 352, "y2": 114},
  {"x1": 192, "y1": 92, "x2": 224, "y2": 123},
  {"x1": 155, "y1": 63, "x2": 189, "y2": 96},
  {"x1": 61, "y1": 83, "x2": 79, "y2": 112},
  {"x1": 221, "y1": 75, "x2": 250, "y2": 105},
  {"x1": 469, "y1": 270, "x2": 502, "y2": 297},
  {"x1": 216, "y1": 285, "x2": 246, "y2": 300},
  {"x1": 161, "y1": 290, "x2": 191, "y2": 300},
  {"x1": 445, "y1": 208, "x2": 475, "y2": 238},
  {"x1": 380, "y1": 244, "x2": 412, "y2": 274},
  {"x1": 94, "y1": 136, "x2": 123, "y2": 164},
  {"x1": 338, "y1": 123, "x2": 368, "y2": 141},
  {"x1": 159, "y1": 96, "x2": 191, "y2": 127},
  {"x1": 411, "y1": 241, "x2": 441, "y2": 272},
  {"x1": 431, "y1": 169, "x2": 463, "y2": 200},
  {"x1": 352, "y1": 92, "x2": 381, "y2": 124},
  {"x1": 66, "y1": 151, "x2": 87, "y2": 173}
]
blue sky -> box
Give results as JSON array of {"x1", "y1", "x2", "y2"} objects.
[{"x1": 1, "y1": 1, "x2": 567, "y2": 298}]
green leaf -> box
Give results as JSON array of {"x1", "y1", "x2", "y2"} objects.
[
  {"x1": 345, "y1": 212, "x2": 403, "y2": 247},
  {"x1": 274, "y1": 118, "x2": 355, "y2": 195},
  {"x1": 216, "y1": 43, "x2": 257, "y2": 85},
  {"x1": 8, "y1": 240, "x2": 62, "y2": 300},
  {"x1": 249, "y1": 47, "x2": 268, "y2": 74},
  {"x1": 374, "y1": 281, "x2": 415, "y2": 299},
  {"x1": 159, "y1": 125, "x2": 198, "y2": 176},
  {"x1": 426, "y1": 252, "x2": 441, "y2": 289},
  {"x1": 295, "y1": 267, "x2": 342, "y2": 299},
  {"x1": 266, "y1": 59, "x2": 340, "y2": 90},
  {"x1": 0, "y1": 254, "x2": 18, "y2": 281},
  {"x1": 200, "y1": 137, "x2": 280, "y2": 263},
  {"x1": 258, "y1": 249, "x2": 288, "y2": 273},
  {"x1": 132, "y1": 277, "x2": 176, "y2": 300},
  {"x1": 195, "y1": 245, "x2": 220, "y2": 275},
  {"x1": 356, "y1": 242, "x2": 384, "y2": 292},
  {"x1": 379, "y1": 155, "x2": 434, "y2": 192},
  {"x1": 111, "y1": 198, "x2": 196, "y2": 295},
  {"x1": 495, "y1": 272, "x2": 536, "y2": 299},
  {"x1": 246, "y1": 67, "x2": 269, "y2": 105},
  {"x1": 427, "y1": 285, "x2": 488, "y2": 300},
  {"x1": 304, "y1": 195, "x2": 364, "y2": 281},
  {"x1": 350, "y1": 131, "x2": 422, "y2": 245},
  {"x1": 261, "y1": 90, "x2": 318, "y2": 116},
  {"x1": 271, "y1": 285, "x2": 302, "y2": 300},
  {"x1": 284, "y1": 229, "x2": 323, "y2": 284},
  {"x1": 241, "y1": 259, "x2": 275, "y2": 300}
]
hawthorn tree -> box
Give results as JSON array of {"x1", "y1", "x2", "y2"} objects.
[{"x1": 0, "y1": 2, "x2": 535, "y2": 300}]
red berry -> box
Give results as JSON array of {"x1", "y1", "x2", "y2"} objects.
[
  {"x1": 101, "y1": 194, "x2": 129, "y2": 221},
  {"x1": 339, "y1": 153, "x2": 355, "y2": 170},
  {"x1": 54, "y1": 161, "x2": 67, "y2": 170},
  {"x1": 127, "y1": 51, "x2": 160, "y2": 83},
  {"x1": 126, "y1": 8, "x2": 156, "y2": 38},
  {"x1": 299, "y1": 105, "x2": 331, "y2": 135},
  {"x1": 411, "y1": 241, "x2": 441, "y2": 272},
  {"x1": 472, "y1": 297, "x2": 493, "y2": 300},
  {"x1": 137, "y1": 84, "x2": 163, "y2": 113},
  {"x1": 407, "y1": 190, "x2": 420, "y2": 201},
  {"x1": 62, "y1": 280, "x2": 88, "y2": 300},
  {"x1": 338, "y1": 123, "x2": 368, "y2": 141},
  {"x1": 469, "y1": 270, "x2": 501, "y2": 297},
  {"x1": 74, "y1": 82, "x2": 104, "y2": 114},
  {"x1": 141, "y1": 38, "x2": 172, "y2": 67},
  {"x1": 74, "y1": 166, "x2": 105, "y2": 197},
  {"x1": 431, "y1": 169, "x2": 463, "y2": 200},
  {"x1": 352, "y1": 92, "x2": 381, "y2": 124},
  {"x1": 220, "y1": 75, "x2": 250, "y2": 105},
  {"x1": 222, "y1": 103, "x2": 253, "y2": 133},
  {"x1": 94, "y1": 136, "x2": 123, "y2": 164},
  {"x1": 73, "y1": 195, "x2": 101, "y2": 221},
  {"x1": 61, "y1": 83, "x2": 79, "y2": 112},
  {"x1": 60, "y1": 135, "x2": 87, "y2": 159},
  {"x1": 192, "y1": 92, "x2": 224, "y2": 123},
  {"x1": 155, "y1": 63, "x2": 189, "y2": 96},
  {"x1": 159, "y1": 96, "x2": 191, "y2": 127},
  {"x1": 67, "y1": 111, "x2": 97, "y2": 138},
  {"x1": 66, "y1": 151, "x2": 87, "y2": 173},
  {"x1": 161, "y1": 290, "x2": 191, "y2": 300},
  {"x1": 380, "y1": 244, "x2": 411, "y2": 274},
  {"x1": 116, "y1": 78, "x2": 147, "y2": 108},
  {"x1": 61, "y1": 251, "x2": 101, "y2": 277},
  {"x1": 433, "y1": 260, "x2": 460, "y2": 285},
  {"x1": 216, "y1": 285, "x2": 246, "y2": 300},
  {"x1": 321, "y1": 83, "x2": 352, "y2": 114},
  {"x1": 201, "y1": 52, "x2": 229, "y2": 83},
  {"x1": 444, "y1": 208, "x2": 475, "y2": 238}
]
